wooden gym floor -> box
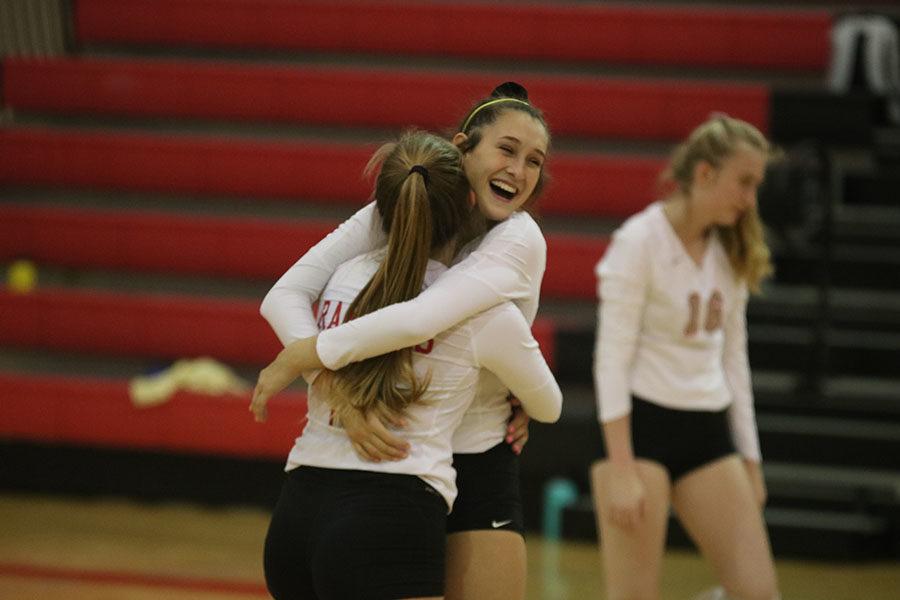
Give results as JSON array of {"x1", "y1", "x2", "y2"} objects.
[{"x1": 0, "y1": 493, "x2": 897, "y2": 599}]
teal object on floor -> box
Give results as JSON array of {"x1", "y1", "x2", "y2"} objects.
[{"x1": 542, "y1": 477, "x2": 578, "y2": 539}]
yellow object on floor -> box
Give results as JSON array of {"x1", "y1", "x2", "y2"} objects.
[{"x1": 128, "y1": 357, "x2": 251, "y2": 408}]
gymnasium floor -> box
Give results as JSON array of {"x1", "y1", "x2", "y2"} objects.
[{"x1": 1, "y1": 493, "x2": 897, "y2": 599}]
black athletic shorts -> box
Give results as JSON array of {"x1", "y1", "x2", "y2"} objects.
[
  {"x1": 595, "y1": 395, "x2": 737, "y2": 483},
  {"x1": 446, "y1": 441, "x2": 524, "y2": 536},
  {"x1": 263, "y1": 466, "x2": 447, "y2": 600}
]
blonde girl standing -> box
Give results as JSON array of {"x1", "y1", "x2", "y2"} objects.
[{"x1": 590, "y1": 116, "x2": 780, "y2": 600}]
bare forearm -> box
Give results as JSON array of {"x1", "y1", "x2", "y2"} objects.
[
  {"x1": 251, "y1": 334, "x2": 323, "y2": 422},
  {"x1": 279, "y1": 335, "x2": 324, "y2": 374},
  {"x1": 602, "y1": 415, "x2": 636, "y2": 465}
]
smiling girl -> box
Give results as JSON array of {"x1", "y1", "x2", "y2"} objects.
[
  {"x1": 259, "y1": 130, "x2": 560, "y2": 600},
  {"x1": 255, "y1": 82, "x2": 553, "y2": 600}
]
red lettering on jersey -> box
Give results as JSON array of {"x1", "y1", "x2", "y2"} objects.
[
  {"x1": 684, "y1": 293, "x2": 701, "y2": 336},
  {"x1": 704, "y1": 290, "x2": 724, "y2": 332},
  {"x1": 684, "y1": 290, "x2": 724, "y2": 336},
  {"x1": 316, "y1": 300, "x2": 331, "y2": 330},
  {"x1": 414, "y1": 339, "x2": 434, "y2": 354},
  {"x1": 327, "y1": 301, "x2": 343, "y2": 329}
]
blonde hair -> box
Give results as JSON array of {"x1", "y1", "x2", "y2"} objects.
[
  {"x1": 664, "y1": 116, "x2": 773, "y2": 293},
  {"x1": 321, "y1": 131, "x2": 471, "y2": 415}
]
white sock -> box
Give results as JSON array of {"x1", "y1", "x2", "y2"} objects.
[
  {"x1": 695, "y1": 587, "x2": 782, "y2": 600},
  {"x1": 694, "y1": 587, "x2": 726, "y2": 600}
]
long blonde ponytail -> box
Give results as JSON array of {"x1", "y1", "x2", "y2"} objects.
[{"x1": 324, "y1": 131, "x2": 471, "y2": 415}]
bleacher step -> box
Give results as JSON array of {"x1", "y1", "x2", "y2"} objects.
[{"x1": 72, "y1": 0, "x2": 832, "y2": 72}]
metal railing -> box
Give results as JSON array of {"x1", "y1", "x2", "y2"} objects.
[{"x1": 0, "y1": 0, "x2": 68, "y2": 57}]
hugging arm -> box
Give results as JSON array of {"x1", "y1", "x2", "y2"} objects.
[
  {"x1": 473, "y1": 306, "x2": 562, "y2": 424},
  {"x1": 260, "y1": 202, "x2": 385, "y2": 346},
  {"x1": 316, "y1": 214, "x2": 546, "y2": 369},
  {"x1": 250, "y1": 336, "x2": 320, "y2": 422}
]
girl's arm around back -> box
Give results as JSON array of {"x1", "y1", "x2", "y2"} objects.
[
  {"x1": 471, "y1": 304, "x2": 562, "y2": 423},
  {"x1": 260, "y1": 202, "x2": 385, "y2": 345},
  {"x1": 316, "y1": 212, "x2": 546, "y2": 370}
]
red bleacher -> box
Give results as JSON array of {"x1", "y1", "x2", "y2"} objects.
[
  {"x1": 0, "y1": 204, "x2": 334, "y2": 280},
  {"x1": 0, "y1": 284, "x2": 554, "y2": 451},
  {"x1": 0, "y1": 287, "x2": 282, "y2": 364},
  {"x1": 2, "y1": 204, "x2": 580, "y2": 457},
  {"x1": 0, "y1": 127, "x2": 376, "y2": 203},
  {"x1": 0, "y1": 127, "x2": 663, "y2": 218},
  {"x1": 0, "y1": 203, "x2": 607, "y2": 301},
  {"x1": 0, "y1": 0, "x2": 832, "y2": 465},
  {"x1": 74, "y1": 0, "x2": 832, "y2": 71},
  {"x1": 3, "y1": 56, "x2": 770, "y2": 141},
  {"x1": 0, "y1": 371, "x2": 306, "y2": 458}
]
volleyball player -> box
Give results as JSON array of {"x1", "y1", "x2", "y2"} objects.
[
  {"x1": 257, "y1": 130, "x2": 561, "y2": 600},
  {"x1": 590, "y1": 116, "x2": 781, "y2": 600},
  {"x1": 257, "y1": 82, "x2": 552, "y2": 600}
]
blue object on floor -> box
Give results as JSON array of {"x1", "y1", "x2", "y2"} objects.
[{"x1": 542, "y1": 477, "x2": 578, "y2": 539}]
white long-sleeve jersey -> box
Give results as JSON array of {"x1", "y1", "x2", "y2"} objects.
[
  {"x1": 286, "y1": 249, "x2": 561, "y2": 511},
  {"x1": 261, "y1": 203, "x2": 547, "y2": 453},
  {"x1": 593, "y1": 202, "x2": 761, "y2": 461}
]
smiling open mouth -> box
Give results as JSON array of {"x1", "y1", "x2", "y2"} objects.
[{"x1": 490, "y1": 180, "x2": 517, "y2": 200}]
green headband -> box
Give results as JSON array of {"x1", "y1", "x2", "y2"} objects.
[{"x1": 460, "y1": 98, "x2": 530, "y2": 133}]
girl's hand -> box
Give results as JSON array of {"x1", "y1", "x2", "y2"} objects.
[
  {"x1": 250, "y1": 336, "x2": 319, "y2": 422},
  {"x1": 606, "y1": 462, "x2": 647, "y2": 530},
  {"x1": 250, "y1": 354, "x2": 301, "y2": 422},
  {"x1": 337, "y1": 402, "x2": 410, "y2": 463},
  {"x1": 506, "y1": 396, "x2": 530, "y2": 455}
]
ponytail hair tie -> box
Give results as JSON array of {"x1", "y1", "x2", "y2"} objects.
[{"x1": 408, "y1": 165, "x2": 429, "y2": 185}]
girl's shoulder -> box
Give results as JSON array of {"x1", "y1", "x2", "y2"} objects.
[
  {"x1": 598, "y1": 203, "x2": 668, "y2": 275},
  {"x1": 612, "y1": 202, "x2": 665, "y2": 245},
  {"x1": 457, "y1": 211, "x2": 546, "y2": 265},
  {"x1": 484, "y1": 211, "x2": 544, "y2": 244},
  {"x1": 331, "y1": 248, "x2": 384, "y2": 281}
]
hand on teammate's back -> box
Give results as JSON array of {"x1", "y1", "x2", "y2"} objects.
[
  {"x1": 506, "y1": 396, "x2": 530, "y2": 454},
  {"x1": 337, "y1": 401, "x2": 410, "y2": 462}
]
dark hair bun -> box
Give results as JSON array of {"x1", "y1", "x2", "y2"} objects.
[{"x1": 491, "y1": 81, "x2": 529, "y2": 102}]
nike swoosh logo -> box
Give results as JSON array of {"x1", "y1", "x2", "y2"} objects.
[{"x1": 491, "y1": 519, "x2": 513, "y2": 528}]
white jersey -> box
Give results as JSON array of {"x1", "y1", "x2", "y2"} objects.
[
  {"x1": 285, "y1": 249, "x2": 561, "y2": 511},
  {"x1": 261, "y1": 202, "x2": 547, "y2": 453},
  {"x1": 593, "y1": 202, "x2": 760, "y2": 461}
]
